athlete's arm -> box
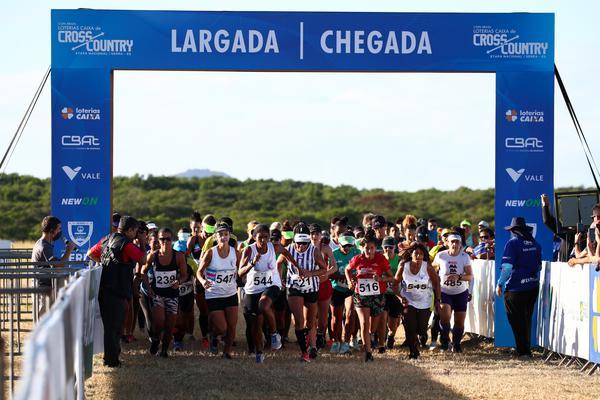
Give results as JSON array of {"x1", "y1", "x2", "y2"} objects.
[
  {"x1": 394, "y1": 264, "x2": 404, "y2": 298},
  {"x1": 141, "y1": 251, "x2": 155, "y2": 297},
  {"x1": 235, "y1": 246, "x2": 242, "y2": 271},
  {"x1": 237, "y1": 247, "x2": 255, "y2": 277},
  {"x1": 427, "y1": 264, "x2": 442, "y2": 309},
  {"x1": 276, "y1": 244, "x2": 299, "y2": 268},
  {"x1": 459, "y1": 264, "x2": 474, "y2": 282},
  {"x1": 196, "y1": 248, "x2": 213, "y2": 289},
  {"x1": 308, "y1": 248, "x2": 327, "y2": 277},
  {"x1": 322, "y1": 246, "x2": 337, "y2": 277},
  {"x1": 176, "y1": 251, "x2": 188, "y2": 283}
]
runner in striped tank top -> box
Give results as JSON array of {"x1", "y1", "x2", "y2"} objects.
[{"x1": 278, "y1": 222, "x2": 328, "y2": 362}]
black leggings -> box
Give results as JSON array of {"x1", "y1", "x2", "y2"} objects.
[{"x1": 403, "y1": 306, "x2": 431, "y2": 356}]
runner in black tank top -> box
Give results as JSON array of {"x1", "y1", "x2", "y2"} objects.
[{"x1": 142, "y1": 228, "x2": 188, "y2": 357}]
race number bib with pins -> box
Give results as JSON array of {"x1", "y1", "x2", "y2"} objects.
[
  {"x1": 358, "y1": 278, "x2": 380, "y2": 296},
  {"x1": 253, "y1": 270, "x2": 274, "y2": 289},
  {"x1": 179, "y1": 281, "x2": 193, "y2": 296},
  {"x1": 154, "y1": 270, "x2": 177, "y2": 288}
]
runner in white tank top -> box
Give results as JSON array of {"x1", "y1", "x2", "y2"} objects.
[
  {"x1": 431, "y1": 233, "x2": 473, "y2": 352},
  {"x1": 239, "y1": 224, "x2": 298, "y2": 364},
  {"x1": 196, "y1": 223, "x2": 241, "y2": 358},
  {"x1": 395, "y1": 242, "x2": 441, "y2": 359}
]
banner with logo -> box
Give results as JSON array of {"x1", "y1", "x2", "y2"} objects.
[
  {"x1": 50, "y1": 10, "x2": 555, "y2": 344},
  {"x1": 465, "y1": 260, "x2": 495, "y2": 338}
]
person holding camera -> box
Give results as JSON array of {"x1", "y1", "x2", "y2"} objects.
[
  {"x1": 540, "y1": 194, "x2": 575, "y2": 261},
  {"x1": 496, "y1": 217, "x2": 542, "y2": 358},
  {"x1": 568, "y1": 204, "x2": 600, "y2": 268}
]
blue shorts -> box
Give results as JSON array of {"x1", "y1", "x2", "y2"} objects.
[{"x1": 441, "y1": 290, "x2": 469, "y2": 312}]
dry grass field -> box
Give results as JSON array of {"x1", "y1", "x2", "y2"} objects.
[{"x1": 85, "y1": 315, "x2": 600, "y2": 400}]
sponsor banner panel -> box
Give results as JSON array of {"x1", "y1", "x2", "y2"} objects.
[{"x1": 465, "y1": 260, "x2": 495, "y2": 338}]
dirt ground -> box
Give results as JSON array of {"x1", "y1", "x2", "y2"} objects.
[{"x1": 85, "y1": 313, "x2": 600, "y2": 400}]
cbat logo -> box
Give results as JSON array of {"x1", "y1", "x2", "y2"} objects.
[
  {"x1": 61, "y1": 197, "x2": 98, "y2": 206},
  {"x1": 68, "y1": 221, "x2": 94, "y2": 247},
  {"x1": 62, "y1": 165, "x2": 101, "y2": 181},
  {"x1": 505, "y1": 198, "x2": 541, "y2": 207},
  {"x1": 61, "y1": 107, "x2": 74, "y2": 120},
  {"x1": 57, "y1": 23, "x2": 133, "y2": 56},
  {"x1": 472, "y1": 25, "x2": 549, "y2": 59},
  {"x1": 505, "y1": 109, "x2": 517, "y2": 122},
  {"x1": 60, "y1": 106, "x2": 101, "y2": 121},
  {"x1": 505, "y1": 137, "x2": 544, "y2": 153},
  {"x1": 505, "y1": 168, "x2": 544, "y2": 183},
  {"x1": 61, "y1": 135, "x2": 101, "y2": 150}
]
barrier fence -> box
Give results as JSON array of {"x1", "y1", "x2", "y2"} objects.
[
  {"x1": 0, "y1": 250, "x2": 91, "y2": 400},
  {"x1": 6, "y1": 258, "x2": 599, "y2": 399}
]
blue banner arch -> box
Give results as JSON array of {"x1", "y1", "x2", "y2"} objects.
[{"x1": 50, "y1": 10, "x2": 555, "y2": 346}]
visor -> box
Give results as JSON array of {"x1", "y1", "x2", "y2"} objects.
[
  {"x1": 447, "y1": 234, "x2": 462, "y2": 243},
  {"x1": 204, "y1": 224, "x2": 216, "y2": 234},
  {"x1": 294, "y1": 233, "x2": 311, "y2": 243},
  {"x1": 282, "y1": 231, "x2": 294, "y2": 240},
  {"x1": 338, "y1": 235, "x2": 356, "y2": 246}
]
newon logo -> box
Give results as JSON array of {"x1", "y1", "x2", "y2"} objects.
[{"x1": 57, "y1": 22, "x2": 133, "y2": 56}]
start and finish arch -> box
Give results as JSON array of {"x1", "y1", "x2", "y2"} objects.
[{"x1": 50, "y1": 10, "x2": 554, "y2": 346}]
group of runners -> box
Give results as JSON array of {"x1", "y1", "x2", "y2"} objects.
[{"x1": 99, "y1": 212, "x2": 490, "y2": 363}]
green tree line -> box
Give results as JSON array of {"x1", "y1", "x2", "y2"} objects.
[{"x1": 0, "y1": 173, "x2": 587, "y2": 241}]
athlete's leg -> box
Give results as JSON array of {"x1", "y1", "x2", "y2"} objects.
[
  {"x1": 288, "y1": 296, "x2": 308, "y2": 353},
  {"x1": 355, "y1": 306, "x2": 372, "y2": 353},
  {"x1": 452, "y1": 311, "x2": 467, "y2": 349},
  {"x1": 224, "y1": 306, "x2": 238, "y2": 354},
  {"x1": 305, "y1": 301, "x2": 318, "y2": 348},
  {"x1": 209, "y1": 310, "x2": 227, "y2": 338},
  {"x1": 439, "y1": 303, "x2": 453, "y2": 347}
]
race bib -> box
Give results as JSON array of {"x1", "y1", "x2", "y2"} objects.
[
  {"x1": 252, "y1": 270, "x2": 274, "y2": 289},
  {"x1": 406, "y1": 282, "x2": 428, "y2": 292},
  {"x1": 443, "y1": 278, "x2": 463, "y2": 288},
  {"x1": 358, "y1": 278, "x2": 380, "y2": 296},
  {"x1": 179, "y1": 281, "x2": 193, "y2": 296},
  {"x1": 155, "y1": 270, "x2": 176, "y2": 289}
]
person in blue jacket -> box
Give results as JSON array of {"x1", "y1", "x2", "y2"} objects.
[{"x1": 495, "y1": 216, "x2": 542, "y2": 358}]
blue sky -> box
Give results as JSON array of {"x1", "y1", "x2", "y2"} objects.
[{"x1": 1, "y1": 0, "x2": 599, "y2": 191}]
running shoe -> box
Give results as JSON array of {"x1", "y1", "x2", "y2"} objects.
[
  {"x1": 370, "y1": 333, "x2": 378, "y2": 349},
  {"x1": 452, "y1": 343, "x2": 463, "y2": 353},
  {"x1": 149, "y1": 340, "x2": 159, "y2": 356},
  {"x1": 429, "y1": 341, "x2": 438, "y2": 351},
  {"x1": 339, "y1": 342, "x2": 351, "y2": 355},
  {"x1": 209, "y1": 334, "x2": 219, "y2": 354},
  {"x1": 301, "y1": 352, "x2": 311, "y2": 362},
  {"x1": 173, "y1": 340, "x2": 184, "y2": 352},
  {"x1": 255, "y1": 352, "x2": 265, "y2": 364},
  {"x1": 378, "y1": 346, "x2": 386, "y2": 354},
  {"x1": 316, "y1": 333, "x2": 326, "y2": 350},
  {"x1": 159, "y1": 350, "x2": 169, "y2": 358},
  {"x1": 351, "y1": 337, "x2": 360, "y2": 350},
  {"x1": 330, "y1": 342, "x2": 340, "y2": 354},
  {"x1": 419, "y1": 335, "x2": 428, "y2": 348},
  {"x1": 386, "y1": 336, "x2": 395, "y2": 350},
  {"x1": 201, "y1": 337, "x2": 209, "y2": 350},
  {"x1": 440, "y1": 340, "x2": 450, "y2": 351},
  {"x1": 271, "y1": 333, "x2": 283, "y2": 350},
  {"x1": 365, "y1": 351, "x2": 374, "y2": 362},
  {"x1": 309, "y1": 346, "x2": 318, "y2": 359},
  {"x1": 222, "y1": 352, "x2": 232, "y2": 360},
  {"x1": 408, "y1": 352, "x2": 419, "y2": 360}
]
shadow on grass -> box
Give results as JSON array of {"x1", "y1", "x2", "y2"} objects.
[{"x1": 90, "y1": 333, "x2": 471, "y2": 400}]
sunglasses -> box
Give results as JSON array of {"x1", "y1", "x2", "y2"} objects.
[
  {"x1": 480, "y1": 236, "x2": 490, "y2": 240},
  {"x1": 256, "y1": 234, "x2": 269, "y2": 240},
  {"x1": 158, "y1": 237, "x2": 172, "y2": 242},
  {"x1": 383, "y1": 246, "x2": 394, "y2": 250}
]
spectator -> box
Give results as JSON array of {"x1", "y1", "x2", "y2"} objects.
[
  {"x1": 31, "y1": 216, "x2": 76, "y2": 314},
  {"x1": 472, "y1": 227, "x2": 495, "y2": 260},
  {"x1": 540, "y1": 194, "x2": 575, "y2": 261},
  {"x1": 460, "y1": 220, "x2": 478, "y2": 248},
  {"x1": 477, "y1": 220, "x2": 489, "y2": 233},
  {"x1": 496, "y1": 217, "x2": 542, "y2": 358},
  {"x1": 112, "y1": 212, "x2": 121, "y2": 233},
  {"x1": 427, "y1": 218, "x2": 439, "y2": 243}
]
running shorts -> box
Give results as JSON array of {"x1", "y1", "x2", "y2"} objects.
[
  {"x1": 243, "y1": 286, "x2": 281, "y2": 315},
  {"x1": 331, "y1": 289, "x2": 353, "y2": 307},
  {"x1": 152, "y1": 295, "x2": 179, "y2": 315},
  {"x1": 206, "y1": 294, "x2": 239, "y2": 313},
  {"x1": 353, "y1": 293, "x2": 385, "y2": 317},
  {"x1": 384, "y1": 293, "x2": 403, "y2": 318},
  {"x1": 288, "y1": 288, "x2": 318, "y2": 304},
  {"x1": 441, "y1": 290, "x2": 469, "y2": 313}
]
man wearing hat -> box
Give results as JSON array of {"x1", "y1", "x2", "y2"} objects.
[{"x1": 496, "y1": 216, "x2": 542, "y2": 358}]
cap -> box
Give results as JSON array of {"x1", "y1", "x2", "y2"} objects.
[
  {"x1": 215, "y1": 222, "x2": 230, "y2": 233},
  {"x1": 247, "y1": 220, "x2": 260, "y2": 232},
  {"x1": 372, "y1": 215, "x2": 386, "y2": 229},
  {"x1": 478, "y1": 220, "x2": 490, "y2": 228},
  {"x1": 460, "y1": 219, "x2": 472, "y2": 227},
  {"x1": 146, "y1": 222, "x2": 158, "y2": 231},
  {"x1": 112, "y1": 213, "x2": 121, "y2": 227},
  {"x1": 270, "y1": 229, "x2": 282, "y2": 241},
  {"x1": 294, "y1": 233, "x2": 311, "y2": 243},
  {"x1": 441, "y1": 228, "x2": 453, "y2": 237},
  {"x1": 309, "y1": 223, "x2": 322, "y2": 233},
  {"x1": 382, "y1": 236, "x2": 396, "y2": 248},
  {"x1": 269, "y1": 221, "x2": 282, "y2": 231}
]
